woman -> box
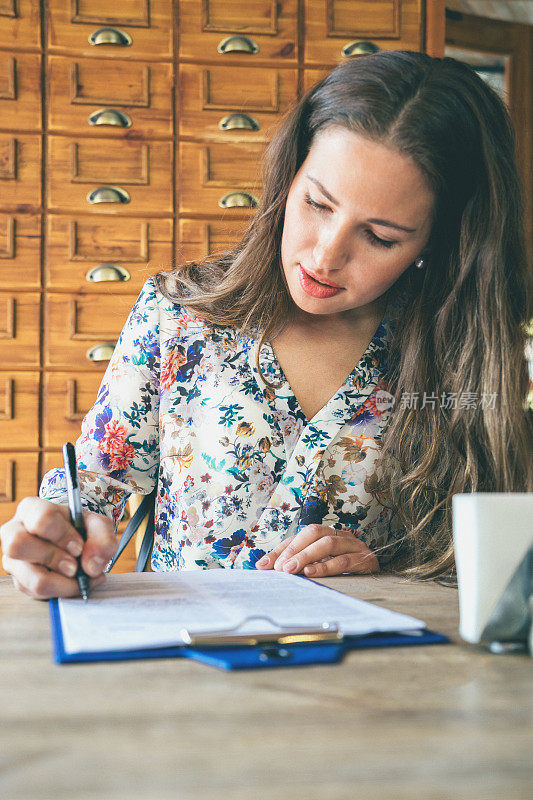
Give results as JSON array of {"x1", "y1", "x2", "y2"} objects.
[{"x1": 2, "y1": 50, "x2": 532, "y2": 599}]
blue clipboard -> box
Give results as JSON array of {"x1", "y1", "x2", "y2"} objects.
[{"x1": 48, "y1": 599, "x2": 449, "y2": 670}]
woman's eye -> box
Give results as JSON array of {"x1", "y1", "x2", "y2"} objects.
[
  {"x1": 304, "y1": 193, "x2": 330, "y2": 213},
  {"x1": 365, "y1": 230, "x2": 398, "y2": 249},
  {"x1": 304, "y1": 192, "x2": 398, "y2": 249}
]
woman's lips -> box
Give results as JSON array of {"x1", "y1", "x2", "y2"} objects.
[{"x1": 298, "y1": 265, "x2": 343, "y2": 299}]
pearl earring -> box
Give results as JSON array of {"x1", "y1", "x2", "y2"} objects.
[{"x1": 415, "y1": 258, "x2": 425, "y2": 269}]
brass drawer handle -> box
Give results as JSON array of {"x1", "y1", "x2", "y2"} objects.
[
  {"x1": 86, "y1": 186, "x2": 131, "y2": 205},
  {"x1": 89, "y1": 27, "x2": 132, "y2": 47},
  {"x1": 218, "y1": 113, "x2": 259, "y2": 131},
  {"x1": 88, "y1": 108, "x2": 132, "y2": 128},
  {"x1": 86, "y1": 342, "x2": 116, "y2": 362},
  {"x1": 86, "y1": 264, "x2": 131, "y2": 282},
  {"x1": 217, "y1": 35, "x2": 259, "y2": 55},
  {"x1": 218, "y1": 191, "x2": 259, "y2": 209},
  {"x1": 342, "y1": 41, "x2": 380, "y2": 58}
]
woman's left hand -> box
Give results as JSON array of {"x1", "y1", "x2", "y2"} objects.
[{"x1": 255, "y1": 524, "x2": 380, "y2": 577}]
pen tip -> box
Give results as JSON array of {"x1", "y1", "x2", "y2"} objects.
[{"x1": 79, "y1": 575, "x2": 90, "y2": 602}]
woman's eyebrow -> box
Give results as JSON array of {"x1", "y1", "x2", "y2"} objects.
[
  {"x1": 367, "y1": 217, "x2": 417, "y2": 233},
  {"x1": 306, "y1": 174, "x2": 339, "y2": 205},
  {"x1": 305, "y1": 173, "x2": 417, "y2": 233}
]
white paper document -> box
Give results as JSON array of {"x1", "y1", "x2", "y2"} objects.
[{"x1": 57, "y1": 570, "x2": 425, "y2": 655}]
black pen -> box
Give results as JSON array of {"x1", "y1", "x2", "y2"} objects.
[{"x1": 62, "y1": 442, "x2": 90, "y2": 602}]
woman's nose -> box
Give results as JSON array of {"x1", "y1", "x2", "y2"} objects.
[{"x1": 312, "y1": 225, "x2": 351, "y2": 270}]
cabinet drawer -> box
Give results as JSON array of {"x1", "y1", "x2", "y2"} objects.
[
  {"x1": 0, "y1": 53, "x2": 42, "y2": 132},
  {"x1": 179, "y1": 0, "x2": 298, "y2": 64},
  {"x1": 0, "y1": 134, "x2": 42, "y2": 213},
  {"x1": 304, "y1": 0, "x2": 423, "y2": 65},
  {"x1": 0, "y1": 452, "x2": 40, "y2": 529},
  {"x1": 44, "y1": 292, "x2": 136, "y2": 369},
  {"x1": 47, "y1": 0, "x2": 173, "y2": 61},
  {"x1": 0, "y1": 292, "x2": 40, "y2": 368},
  {"x1": 0, "y1": 0, "x2": 41, "y2": 51},
  {"x1": 178, "y1": 219, "x2": 248, "y2": 262},
  {"x1": 303, "y1": 68, "x2": 331, "y2": 94},
  {"x1": 43, "y1": 371, "x2": 105, "y2": 449},
  {"x1": 0, "y1": 372, "x2": 40, "y2": 450},
  {"x1": 178, "y1": 141, "x2": 263, "y2": 216},
  {"x1": 46, "y1": 215, "x2": 172, "y2": 294},
  {"x1": 179, "y1": 64, "x2": 297, "y2": 142},
  {"x1": 48, "y1": 137, "x2": 173, "y2": 215},
  {"x1": 48, "y1": 56, "x2": 173, "y2": 139},
  {"x1": 0, "y1": 213, "x2": 40, "y2": 290}
]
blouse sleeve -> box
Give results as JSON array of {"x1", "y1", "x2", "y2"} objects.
[{"x1": 39, "y1": 277, "x2": 161, "y2": 531}]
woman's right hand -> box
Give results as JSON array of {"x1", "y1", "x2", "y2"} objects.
[{"x1": 0, "y1": 497, "x2": 117, "y2": 600}]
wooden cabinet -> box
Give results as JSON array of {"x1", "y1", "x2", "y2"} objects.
[
  {"x1": 0, "y1": 2, "x2": 42, "y2": 577},
  {"x1": 0, "y1": 52, "x2": 42, "y2": 131},
  {"x1": 178, "y1": 0, "x2": 299, "y2": 64},
  {"x1": 44, "y1": 292, "x2": 135, "y2": 368},
  {"x1": 0, "y1": 213, "x2": 41, "y2": 290},
  {"x1": 0, "y1": 453, "x2": 40, "y2": 522},
  {"x1": 304, "y1": 0, "x2": 423, "y2": 64},
  {"x1": 46, "y1": 0, "x2": 174, "y2": 61},
  {"x1": 178, "y1": 218, "x2": 249, "y2": 261},
  {"x1": 0, "y1": 373, "x2": 40, "y2": 450},
  {"x1": 178, "y1": 64, "x2": 298, "y2": 141},
  {"x1": 0, "y1": 134, "x2": 42, "y2": 212},
  {"x1": 46, "y1": 215, "x2": 173, "y2": 294},
  {"x1": 48, "y1": 56, "x2": 174, "y2": 139},
  {"x1": 47, "y1": 137, "x2": 174, "y2": 215},
  {"x1": 0, "y1": 0, "x2": 431, "y2": 574},
  {"x1": 0, "y1": 293, "x2": 41, "y2": 368},
  {"x1": 303, "y1": 68, "x2": 333, "y2": 92},
  {"x1": 0, "y1": 0, "x2": 41, "y2": 51},
  {"x1": 43, "y1": 371, "x2": 106, "y2": 449},
  {"x1": 178, "y1": 140, "x2": 264, "y2": 214}
]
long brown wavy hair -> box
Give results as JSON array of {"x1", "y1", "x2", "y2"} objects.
[{"x1": 154, "y1": 51, "x2": 533, "y2": 578}]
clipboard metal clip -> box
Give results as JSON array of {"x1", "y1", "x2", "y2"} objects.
[{"x1": 179, "y1": 615, "x2": 343, "y2": 648}]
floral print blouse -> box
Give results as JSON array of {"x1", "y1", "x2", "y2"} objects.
[{"x1": 39, "y1": 277, "x2": 404, "y2": 571}]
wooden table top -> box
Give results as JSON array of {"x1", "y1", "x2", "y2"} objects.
[{"x1": 1, "y1": 573, "x2": 531, "y2": 800}]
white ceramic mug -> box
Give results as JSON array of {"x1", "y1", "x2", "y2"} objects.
[{"x1": 452, "y1": 493, "x2": 533, "y2": 653}]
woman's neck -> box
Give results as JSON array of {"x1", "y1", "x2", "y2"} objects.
[{"x1": 285, "y1": 294, "x2": 387, "y2": 338}]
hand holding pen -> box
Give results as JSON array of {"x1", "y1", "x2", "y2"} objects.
[
  {"x1": 63, "y1": 442, "x2": 92, "y2": 601},
  {"x1": 0, "y1": 445, "x2": 116, "y2": 601}
]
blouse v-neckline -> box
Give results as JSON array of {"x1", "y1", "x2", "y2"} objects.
[{"x1": 250, "y1": 311, "x2": 391, "y2": 428}]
